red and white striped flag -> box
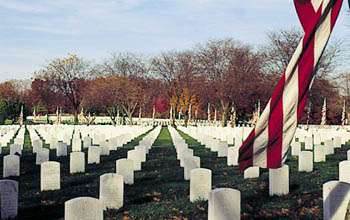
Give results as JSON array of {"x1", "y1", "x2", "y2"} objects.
[{"x1": 239, "y1": 0, "x2": 343, "y2": 171}]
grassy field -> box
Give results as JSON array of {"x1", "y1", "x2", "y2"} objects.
[{"x1": 0, "y1": 126, "x2": 349, "y2": 219}]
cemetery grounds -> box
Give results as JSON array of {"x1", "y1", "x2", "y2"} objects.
[{"x1": 1, "y1": 126, "x2": 348, "y2": 219}]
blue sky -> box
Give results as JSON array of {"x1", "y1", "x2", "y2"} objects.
[{"x1": 0, "y1": 0, "x2": 349, "y2": 81}]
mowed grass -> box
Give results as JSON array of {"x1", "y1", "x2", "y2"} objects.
[{"x1": 0, "y1": 126, "x2": 349, "y2": 219}]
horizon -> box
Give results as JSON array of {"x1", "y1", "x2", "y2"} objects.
[{"x1": 1, "y1": 0, "x2": 349, "y2": 82}]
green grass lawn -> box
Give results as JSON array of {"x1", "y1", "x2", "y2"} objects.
[{"x1": 0, "y1": 126, "x2": 349, "y2": 219}]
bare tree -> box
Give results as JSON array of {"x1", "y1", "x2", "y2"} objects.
[
  {"x1": 263, "y1": 28, "x2": 343, "y2": 124},
  {"x1": 194, "y1": 39, "x2": 268, "y2": 126},
  {"x1": 151, "y1": 51, "x2": 199, "y2": 125},
  {"x1": 36, "y1": 54, "x2": 90, "y2": 124},
  {"x1": 100, "y1": 52, "x2": 148, "y2": 77},
  {"x1": 262, "y1": 27, "x2": 342, "y2": 78}
]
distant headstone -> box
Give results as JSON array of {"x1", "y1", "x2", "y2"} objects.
[
  {"x1": 190, "y1": 168, "x2": 212, "y2": 202},
  {"x1": 3, "y1": 155, "x2": 20, "y2": 178},
  {"x1": 32, "y1": 139, "x2": 43, "y2": 153},
  {"x1": 291, "y1": 142, "x2": 301, "y2": 156},
  {"x1": 314, "y1": 145, "x2": 326, "y2": 162},
  {"x1": 217, "y1": 142, "x2": 228, "y2": 157},
  {"x1": 57, "y1": 142, "x2": 68, "y2": 157},
  {"x1": 88, "y1": 146, "x2": 100, "y2": 164},
  {"x1": 116, "y1": 159, "x2": 134, "y2": 185},
  {"x1": 208, "y1": 188, "x2": 241, "y2": 220},
  {"x1": 304, "y1": 137, "x2": 313, "y2": 150},
  {"x1": 269, "y1": 165, "x2": 289, "y2": 196},
  {"x1": 325, "y1": 140, "x2": 334, "y2": 155},
  {"x1": 298, "y1": 151, "x2": 313, "y2": 172},
  {"x1": 40, "y1": 161, "x2": 60, "y2": 191},
  {"x1": 36, "y1": 148, "x2": 50, "y2": 165},
  {"x1": 72, "y1": 139, "x2": 82, "y2": 152},
  {"x1": 10, "y1": 144, "x2": 22, "y2": 156},
  {"x1": 244, "y1": 166, "x2": 260, "y2": 179},
  {"x1": 70, "y1": 152, "x2": 85, "y2": 174},
  {"x1": 65, "y1": 197, "x2": 103, "y2": 220},
  {"x1": 314, "y1": 134, "x2": 321, "y2": 145},
  {"x1": 227, "y1": 147, "x2": 238, "y2": 166},
  {"x1": 127, "y1": 150, "x2": 143, "y2": 171},
  {"x1": 333, "y1": 137, "x2": 342, "y2": 149},
  {"x1": 184, "y1": 156, "x2": 200, "y2": 180},
  {"x1": 83, "y1": 136, "x2": 92, "y2": 149},
  {"x1": 0, "y1": 180, "x2": 18, "y2": 219},
  {"x1": 99, "y1": 173, "x2": 124, "y2": 210},
  {"x1": 100, "y1": 145, "x2": 110, "y2": 156}
]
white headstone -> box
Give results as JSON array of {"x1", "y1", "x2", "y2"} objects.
[
  {"x1": 88, "y1": 146, "x2": 100, "y2": 164},
  {"x1": 65, "y1": 197, "x2": 103, "y2": 220},
  {"x1": 70, "y1": 152, "x2": 85, "y2": 174},
  {"x1": 57, "y1": 142, "x2": 68, "y2": 157},
  {"x1": 133, "y1": 147, "x2": 146, "y2": 162},
  {"x1": 323, "y1": 181, "x2": 350, "y2": 220},
  {"x1": 208, "y1": 188, "x2": 241, "y2": 220},
  {"x1": 314, "y1": 145, "x2": 326, "y2": 162},
  {"x1": 179, "y1": 149, "x2": 194, "y2": 167},
  {"x1": 190, "y1": 168, "x2": 212, "y2": 202},
  {"x1": 227, "y1": 147, "x2": 239, "y2": 166},
  {"x1": 304, "y1": 137, "x2": 313, "y2": 150},
  {"x1": 325, "y1": 140, "x2": 334, "y2": 155},
  {"x1": 100, "y1": 145, "x2": 110, "y2": 156},
  {"x1": 3, "y1": 155, "x2": 20, "y2": 178},
  {"x1": 339, "y1": 161, "x2": 350, "y2": 184},
  {"x1": 127, "y1": 150, "x2": 143, "y2": 171},
  {"x1": 314, "y1": 134, "x2": 321, "y2": 145},
  {"x1": 10, "y1": 144, "x2": 22, "y2": 156},
  {"x1": 0, "y1": 180, "x2": 18, "y2": 219},
  {"x1": 99, "y1": 173, "x2": 124, "y2": 210},
  {"x1": 347, "y1": 150, "x2": 350, "y2": 161},
  {"x1": 298, "y1": 151, "x2": 313, "y2": 172},
  {"x1": 184, "y1": 156, "x2": 200, "y2": 180},
  {"x1": 40, "y1": 161, "x2": 60, "y2": 191},
  {"x1": 72, "y1": 139, "x2": 82, "y2": 152},
  {"x1": 116, "y1": 159, "x2": 134, "y2": 185},
  {"x1": 244, "y1": 166, "x2": 260, "y2": 179},
  {"x1": 269, "y1": 165, "x2": 289, "y2": 196},
  {"x1": 217, "y1": 142, "x2": 228, "y2": 157},
  {"x1": 32, "y1": 139, "x2": 43, "y2": 153},
  {"x1": 49, "y1": 137, "x2": 58, "y2": 150},
  {"x1": 333, "y1": 137, "x2": 342, "y2": 149},
  {"x1": 36, "y1": 148, "x2": 50, "y2": 165},
  {"x1": 291, "y1": 142, "x2": 301, "y2": 156},
  {"x1": 83, "y1": 136, "x2": 92, "y2": 149}
]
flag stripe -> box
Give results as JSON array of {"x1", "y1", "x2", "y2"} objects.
[
  {"x1": 267, "y1": 74, "x2": 285, "y2": 168},
  {"x1": 253, "y1": 101, "x2": 270, "y2": 167},
  {"x1": 238, "y1": 0, "x2": 343, "y2": 171}
]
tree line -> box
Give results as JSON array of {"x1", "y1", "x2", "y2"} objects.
[{"x1": 0, "y1": 28, "x2": 347, "y2": 125}]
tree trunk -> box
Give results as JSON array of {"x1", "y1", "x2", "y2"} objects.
[
  {"x1": 221, "y1": 104, "x2": 229, "y2": 127},
  {"x1": 74, "y1": 110, "x2": 79, "y2": 125},
  {"x1": 128, "y1": 114, "x2": 133, "y2": 125}
]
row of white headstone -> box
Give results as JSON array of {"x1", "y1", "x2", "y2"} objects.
[
  {"x1": 64, "y1": 126, "x2": 162, "y2": 220},
  {"x1": 0, "y1": 125, "x2": 159, "y2": 219},
  {"x1": 168, "y1": 126, "x2": 244, "y2": 219},
  {"x1": 178, "y1": 126, "x2": 229, "y2": 157},
  {"x1": 176, "y1": 126, "x2": 261, "y2": 180},
  {"x1": 168, "y1": 126, "x2": 200, "y2": 180}
]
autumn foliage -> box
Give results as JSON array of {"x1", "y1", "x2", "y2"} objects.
[{"x1": 0, "y1": 28, "x2": 345, "y2": 125}]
